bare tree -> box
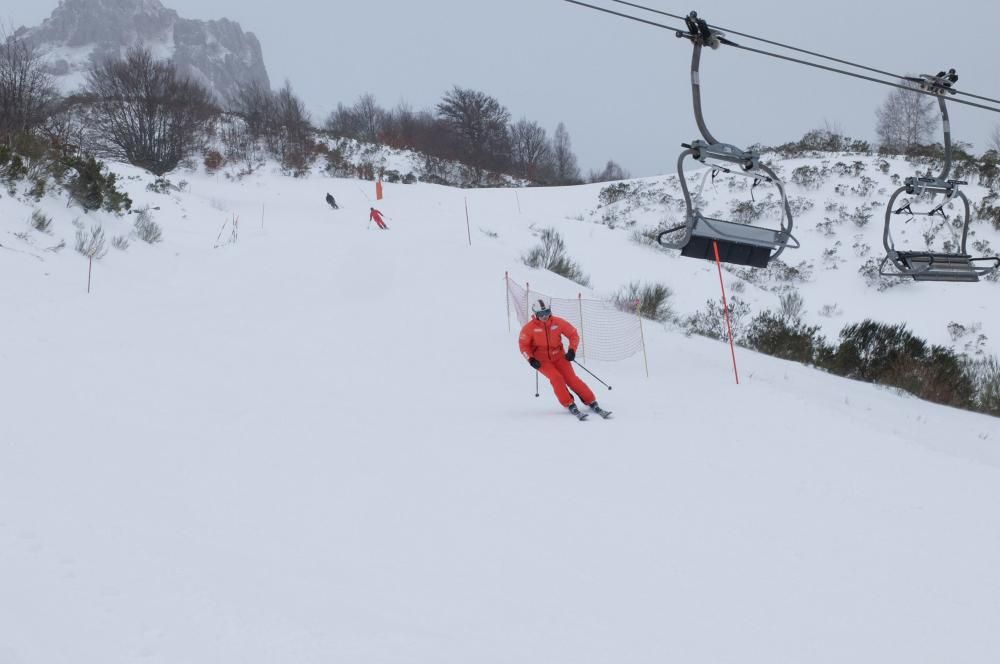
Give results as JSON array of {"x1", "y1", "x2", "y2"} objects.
[
  {"x1": 84, "y1": 47, "x2": 217, "y2": 174},
  {"x1": 588, "y1": 159, "x2": 630, "y2": 183},
  {"x1": 874, "y1": 81, "x2": 938, "y2": 154},
  {"x1": 0, "y1": 31, "x2": 58, "y2": 142},
  {"x1": 509, "y1": 118, "x2": 553, "y2": 182},
  {"x1": 354, "y1": 93, "x2": 386, "y2": 143},
  {"x1": 989, "y1": 124, "x2": 1000, "y2": 153},
  {"x1": 229, "y1": 79, "x2": 274, "y2": 140},
  {"x1": 552, "y1": 122, "x2": 580, "y2": 184},
  {"x1": 269, "y1": 80, "x2": 313, "y2": 171},
  {"x1": 436, "y1": 86, "x2": 511, "y2": 178},
  {"x1": 325, "y1": 102, "x2": 363, "y2": 138}
]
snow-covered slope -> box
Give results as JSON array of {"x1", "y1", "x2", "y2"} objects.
[{"x1": 1, "y1": 156, "x2": 998, "y2": 663}]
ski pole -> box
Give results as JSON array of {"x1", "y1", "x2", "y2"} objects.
[
  {"x1": 535, "y1": 370, "x2": 539, "y2": 397},
  {"x1": 573, "y1": 360, "x2": 612, "y2": 390}
]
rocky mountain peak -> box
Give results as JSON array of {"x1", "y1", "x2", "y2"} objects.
[{"x1": 15, "y1": 0, "x2": 270, "y2": 103}]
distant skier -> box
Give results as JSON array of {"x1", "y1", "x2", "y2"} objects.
[
  {"x1": 519, "y1": 299, "x2": 609, "y2": 419},
  {"x1": 369, "y1": 207, "x2": 388, "y2": 230},
  {"x1": 325, "y1": 193, "x2": 339, "y2": 209}
]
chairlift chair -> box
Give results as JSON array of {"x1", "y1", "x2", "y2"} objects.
[
  {"x1": 657, "y1": 12, "x2": 798, "y2": 268},
  {"x1": 880, "y1": 70, "x2": 1000, "y2": 282}
]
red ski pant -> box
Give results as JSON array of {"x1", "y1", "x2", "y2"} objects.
[{"x1": 537, "y1": 356, "x2": 596, "y2": 407}]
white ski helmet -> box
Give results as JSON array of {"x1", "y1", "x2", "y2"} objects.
[{"x1": 531, "y1": 299, "x2": 551, "y2": 318}]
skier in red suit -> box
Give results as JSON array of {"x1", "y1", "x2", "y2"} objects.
[
  {"x1": 519, "y1": 299, "x2": 606, "y2": 418},
  {"x1": 369, "y1": 207, "x2": 388, "y2": 229}
]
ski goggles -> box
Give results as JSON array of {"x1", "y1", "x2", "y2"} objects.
[{"x1": 535, "y1": 308, "x2": 552, "y2": 319}]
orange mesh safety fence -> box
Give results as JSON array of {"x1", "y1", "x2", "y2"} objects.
[{"x1": 506, "y1": 277, "x2": 644, "y2": 363}]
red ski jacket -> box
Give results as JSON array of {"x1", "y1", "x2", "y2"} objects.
[{"x1": 519, "y1": 315, "x2": 580, "y2": 363}]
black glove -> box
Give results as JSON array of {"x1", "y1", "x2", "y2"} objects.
[
  {"x1": 565, "y1": 348, "x2": 575, "y2": 362},
  {"x1": 528, "y1": 358, "x2": 541, "y2": 369}
]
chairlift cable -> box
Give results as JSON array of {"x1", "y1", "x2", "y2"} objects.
[
  {"x1": 606, "y1": 0, "x2": 905, "y2": 80},
  {"x1": 605, "y1": 0, "x2": 1000, "y2": 106},
  {"x1": 708, "y1": 17, "x2": 1000, "y2": 106},
  {"x1": 729, "y1": 42, "x2": 1000, "y2": 114},
  {"x1": 562, "y1": 0, "x2": 685, "y2": 32},
  {"x1": 562, "y1": 0, "x2": 1000, "y2": 114},
  {"x1": 605, "y1": 0, "x2": 686, "y2": 22}
]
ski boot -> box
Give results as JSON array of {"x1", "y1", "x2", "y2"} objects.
[{"x1": 588, "y1": 401, "x2": 613, "y2": 419}]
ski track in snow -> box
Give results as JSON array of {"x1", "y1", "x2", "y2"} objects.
[{"x1": 1, "y1": 156, "x2": 999, "y2": 663}]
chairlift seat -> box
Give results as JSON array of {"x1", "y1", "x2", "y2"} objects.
[
  {"x1": 896, "y1": 251, "x2": 979, "y2": 282},
  {"x1": 680, "y1": 216, "x2": 786, "y2": 268}
]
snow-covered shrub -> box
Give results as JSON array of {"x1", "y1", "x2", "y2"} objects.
[
  {"x1": 819, "y1": 303, "x2": 842, "y2": 318},
  {"x1": 147, "y1": 177, "x2": 179, "y2": 194},
  {"x1": 613, "y1": 281, "x2": 674, "y2": 322},
  {"x1": 967, "y1": 355, "x2": 1000, "y2": 416},
  {"x1": 203, "y1": 150, "x2": 224, "y2": 173},
  {"x1": 852, "y1": 236, "x2": 871, "y2": 257},
  {"x1": 0, "y1": 145, "x2": 27, "y2": 193},
  {"x1": 30, "y1": 209, "x2": 51, "y2": 233},
  {"x1": 111, "y1": 235, "x2": 130, "y2": 251},
  {"x1": 974, "y1": 192, "x2": 1000, "y2": 230},
  {"x1": 778, "y1": 290, "x2": 805, "y2": 322},
  {"x1": 75, "y1": 224, "x2": 108, "y2": 259},
  {"x1": 858, "y1": 257, "x2": 902, "y2": 291},
  {"x1": 851, "y1": 176, "x2": 877, "y2": 197},
  {"x1": 947, "y1": 321, "x2": 988, "y2": 356},
  {"x1": 976, "y1": 150, "x2": 1000, "y2": 190},
  {"x1": 629, "y1": 228, "x2": 657, "y2": 247},
  {"x1": 134, "y1": 207, "x2": 163, "y2": 244},
  {"x1": 598, "y1": 182, "x2": 632, "y2": 206},
  {"x1": 684, "y1": 297, "x2": 751, "y2": 341},
  {"x1": 770, "y1": 259, "x2": 813, "y2": 284},
  {"x1": 743, "y1": 311, "x2": 830, "y2": 366},
  {"x1": 822, "y1": 246, "x2": 845, "y2": 269},
  {"x1": 823, "y1": 320, "x2": 975, "y2": 409},
  {"x1": 730, "y1": 200, "x2": 766, "y2": 224},
  {"x1": 522, "y1": 228, "x2": 589, "y2": 287},
  {"x1": 66, "y1": 156, "x2": 131, "y2": 213},
  {"x1": 831, "y1": 161, "x2": 865, "y2": 178},
  {"x1": 790, "y1": 165, "x2": 828, "y2": 189},
  {"x1": 816, "y1": 220, "x2": 837, "y2": 237},
  {"x1": 788, "y1": 197, "x2": 815, "y2": 216},
  {"x1": 850, "y1": 205, "x2": 873, "y2": 227}
]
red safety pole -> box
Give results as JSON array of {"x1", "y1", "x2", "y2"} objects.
[
  {"x1": 712, "y1": 240, "x2": 740, "y2": 385},
  {"x1": 87, "y1": 256, "x2": 93, "y2": 294}
]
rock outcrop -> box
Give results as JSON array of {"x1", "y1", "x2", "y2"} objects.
[{"x1": 15, "y1": 0, "x2": 270, "y2": 102}]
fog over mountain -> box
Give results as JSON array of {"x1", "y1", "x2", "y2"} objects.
[{"x1": 13, "y1": 0, "x2": 269, "y2": 102}]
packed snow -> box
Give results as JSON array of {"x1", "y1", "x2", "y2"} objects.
[{"x1": 1, "y1": 151, "x2": 999, "y2": 663}]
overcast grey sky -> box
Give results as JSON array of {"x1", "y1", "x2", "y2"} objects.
[{"x1": 7, "y1": 0, "x2": 1000, "y2": 176}]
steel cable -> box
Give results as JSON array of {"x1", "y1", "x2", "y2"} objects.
[{"x1": 563, "y1": 0, "x2": 1000, "y2": 114}]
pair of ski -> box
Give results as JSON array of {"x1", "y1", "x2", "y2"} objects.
[{"x1": 570, "y1": 406, "x2": 612, "y2": 421}]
